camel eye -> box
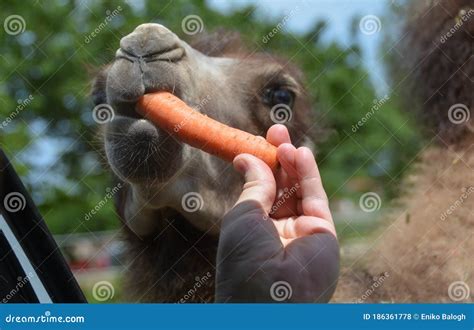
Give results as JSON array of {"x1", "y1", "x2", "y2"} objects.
[{"x1": 262, "y1": 87, "x2": 294, "y2": 108}]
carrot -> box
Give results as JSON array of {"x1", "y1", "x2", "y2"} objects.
[{"x1": 136, "y1": 92, "x2": 279, "y2": 171}]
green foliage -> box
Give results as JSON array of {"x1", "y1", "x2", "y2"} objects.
[{"x1": 0, "y1": 0, "x2": 421, "y2": 234}]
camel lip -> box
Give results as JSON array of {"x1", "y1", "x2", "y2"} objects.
[
  {"x1": 151, "y1": 47, "x2": 185, "y2": 62},
  {"x1": 142, "y1": 86, "x2": 182, "y2": 102},
  {"x1": 115, "y1": 47, "x2": 185, "y2": 63},
  {"x1": 104, "y1": 116, "x2": 184, "y2": 185},
  {"x1": 143, "y1": 86, "x2": 178, "y2": 96}
]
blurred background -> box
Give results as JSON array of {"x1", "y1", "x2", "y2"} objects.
[{"x1": 0, "y1": 0, "x2": 423, "y2": 302}]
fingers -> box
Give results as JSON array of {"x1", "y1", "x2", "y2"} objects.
[
  {"x1": 277, "y1": 143, "x2": 298, "y2": 178},
  {"x1": 266, "y1": 125, "x2": 299, "y2": 218},
  {"x1": 273, "y1": 216, "x2": 337, "y2": 240},
  {"x1": 233, "y1": 153, "x2": 276, "y2": 213},
  {"x1": 295, "y1": 147, "x2": 324, "y2": 197},
  {"x1": 266, "y1": 124, "x2": 291, "y2": 146},
  {"x1": 278, "y1": 145, "x2": 332, "y2": 222},
  {"x1": 295, "y1": 147, "x2": 332, "y2": 220}
]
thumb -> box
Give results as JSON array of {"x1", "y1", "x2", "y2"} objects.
[{"x1": 233, "y1": 153, "x2": 276, "y2": 213}]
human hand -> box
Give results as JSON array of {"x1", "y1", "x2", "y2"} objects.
[{"x1": 215, "y1": 124, "x2": 339, "y2": 302}]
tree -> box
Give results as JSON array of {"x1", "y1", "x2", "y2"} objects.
[{"x1": 0, "y1": 0, "x2": 420, "y2": 234}]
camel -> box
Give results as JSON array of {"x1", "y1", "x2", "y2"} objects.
[
  {"x1": 92, "y1": 23, "x2": 337, "y2": 302},
  {"x1": 92, "y1": 0, "x2": 472, "y2": 302},
  {"x1": 334, "y1": 0, "x2": 473, "y2": 302}
]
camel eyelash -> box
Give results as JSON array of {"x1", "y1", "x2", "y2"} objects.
[{"x1": 261, "y1": 72, "x2": 301, "y2": 96}]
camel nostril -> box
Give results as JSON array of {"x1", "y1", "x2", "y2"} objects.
[{"x1": 119, "y1": 23, "x2": 184, "y2": 60}]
